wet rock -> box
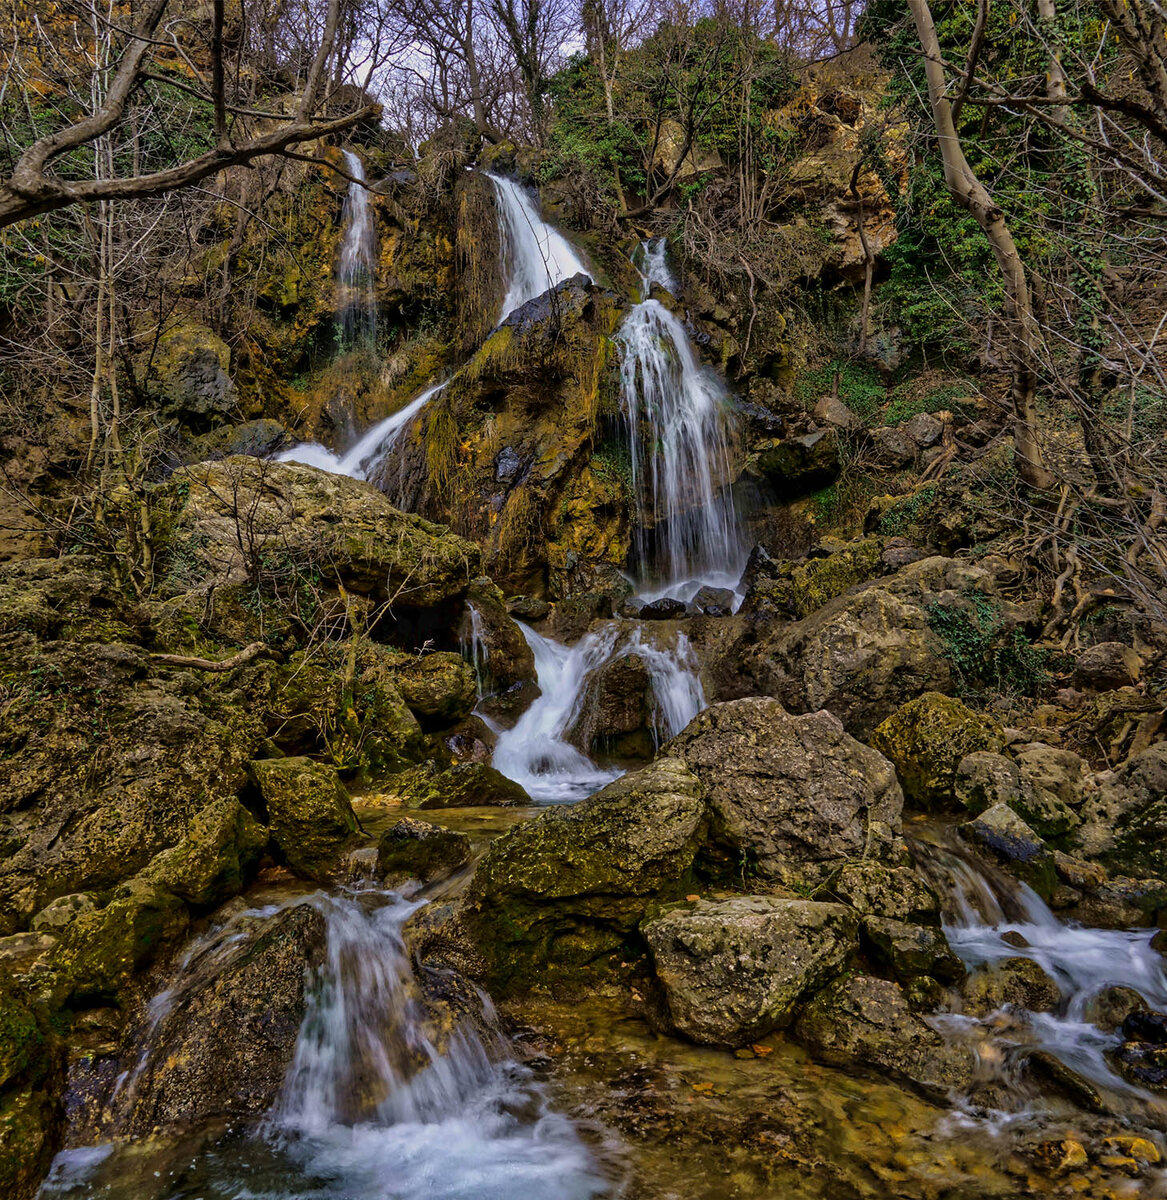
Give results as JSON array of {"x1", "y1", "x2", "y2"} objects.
[
  {"x1": 0, "y1": 1082, "x2": 58, "y2": 1200},
  {"x1": 870, "y1": 693, "x2": 1004, "y2": 810},
  {"x1": 639, "y1": 597, "x2": 687, "y2": 620},
  {"x1": 959, "y1": 803, "x2": 1055, "y2": 897},
  {"x1": 758, "y1": 429, "x2": 840, "y2": 497},
  {"x1": 1029, "y1": 1138, "x2": 1089, "y2": 1173},
  {"x1": 569, "y1": 652, "x2": 656, "y2": 759},
  {"x1": 692, "y1": 586, "x2": 735, "y2": 616},
  {"x1": 443, "y1": 716, "x2": 494, "y2": 764},
  {"x1": 1076, "y1": 744, "x2": 1167, "y2": 878},
  {"x1": 795, "y1": 973, "x2": 975, "y2": 1103},
  {"x1": 961, "y1": 957, "x2": 1060, "y2": 1016},
  {"x1": 1069, "y1": 875, "x2": 1167, "y2": 928},
  {"x1": 377, "y1": 818, "x2": 472, "y2": 887},
  {"x1": 1073, "y1": 642, "x2": 1140, "y2": 691},
  {"x1": 465, "y1": 577, "x2": 536, "y2": 692},
  {"x1": 1122, "y1": 1009, "x2": 1167, "y2": 1045},
  {"x1": 861, "y1": 917, "x2": 965, "y2": 983},
  {"x1": 669, "y1": 699, "x2": 904, "y2": 887},
  {"x1": 477, "y1": 680, "x2": 541, "y2": 726},
  {"x1": 546, "y1": 592, "x2": 615, "y2": 641},
  {"x1": 461, "y1": 756, "x2": 708, "y2": 994},
  {"x1": 1024, "y1": 1050, "x2": 1104, "y2": 1111},
  {"x1": 117, "y1": 903, "x2": 327, "y2": 1136},
  {"x1": 1052, "y1": 849, "x2": 1106, "y2": 891},
  {"x1": 1084, "y1": 985, "x2": 1146, "y2": 1032},
  {"x1": 643, "y1": 897, "x2": 858, "y2": 1047},
  {"x1": 1113, "y1": 1040, "x2": 1167, "y2": 1090},
  {"x1": 830, "y1": 862, "x2": 942, "y2": 924},
  {"x1": 0, "y1": 932, "x2": 56, "y2": 980},
  {"x1": 390, "y1": 652, "x2": 478, "y2": 726},
  {"x1": 248, "y1": 757, "x2": 360, "y2": 882},
  {"x1": 506, "y1": 595, "x2": 550, "y2": 621},
  {"x1": 954, "y1": 752, "x2": 1023, "y2": 814},
  {"x1": 392, "y1": 760, "x2": 530, "y2": 809}
]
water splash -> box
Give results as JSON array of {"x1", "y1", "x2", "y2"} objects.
[
  {"x1": 616, "y1": 292, "x2": 746, "y2": 600},
  {"x1": 277, "y1": 382, "x2": 443, "y2": 480},
  {"x1": 487, "y1": 174, "x2": 592, "y2": 324},
  {"x1": 637, "y1": 237, "x2": 677, "y2": 296},
  {"x1": 338, "y1": 150, "x2": 377, "y2": 348}
]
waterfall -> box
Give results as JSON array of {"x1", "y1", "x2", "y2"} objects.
[
  {"x1": 626, "y1": 627, "x2": 706, "y2": 748},
  {"x1": 40, "y1": 891, "x2": 610, "y2": 1200},
  {"x1": 616, "y1": 284, "x2": 746, "y2": 601},
  {"x1": 486, "y1": 174, "x2": 592, "y2": 324},
  {"x1": 338, "y1": 150, "x2": 377, "y2": 347},
  {"x1": 919, "y1": 839, "x2": 1167, "y2": 1108},
  {"x1": 637, "y1": 237, "x2": 677, "y2": 295},
  {"x1": 278, "y1": 382, "x2": 443, "y2": 480}
]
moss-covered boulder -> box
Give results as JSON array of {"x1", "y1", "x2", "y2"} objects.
[
  {"x1": 795, "y1": 974, "x2": 975, "y2": 1103},
  {"x1": 0, "y1": 1082, "x2": 59, "y2": 1200},
  {"x1": 392, "y1": 761, "x2": 530, "y2": 808},
  {"x1": 954, "y1": 751, "x2": 1023, "y2": 814},
  {"x1": 568, "y1": 652, "x2": 658, "y2": 759},
  {"x1": 829, "y1": 862, "x2": 942, "y2": 925},
  {"x1": 644, "y1": 897, "x2": 858, "y2": 1047},
  {"x1": 870, "y1": 693, "x2": 1004, "y2": 809},
  {"x1": 756, "y1": 429, "x2": 840, "y2": 498},
  {"x1": 961, "y1": 957, "x2": 1061, "y2": 1017},
  {"x1": 377, "y1": 818, "x2": 472, "y2": 887},
  {"x1": 388, "y1": 652, "x2": 477, "y2": 725},
  {"x1": 149, "y1": 322, "x2": 238, "y2": 430},
  {"x1": 669, "y1": 698, "x2": 905, "y2": 887},
  {"x1": 248, "y1": 757, "x2": 360, "y2": 881},
  {"x1": 1075, "y1": 745, "x2": 1167, "y2": 877},
  {"x1": 959, "y1": 803, "x2": 1056, "y2": 897},
  {"x1": 460, "y1": 756, "x2": 708, "y2": 994},
  {"x1": 741, "y1": 537, "x2": 884, "y2": 619},
  {"x1": 861, "y1": 917, "x2": 965, "y2": 984},
  {"x1": 464, "y1": 577, "x2": 536, "y2": 693}
]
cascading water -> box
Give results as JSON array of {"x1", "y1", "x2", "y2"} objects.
[
  {"x1": 338, "y1": 150, "x2": 377, "y2": 348},
  {"x1": 40, "y1": 890, "x2": 611, "y2": 1200},
  {"x1": 488, "y1": 622, "x2": 705, "y2": 803},
  {"x1": 919, "y1": 839, "x2": 1167, "y2": 1112},
  {"x1": 487, "y1": 173, "x2": 592, "y2": 324},
  {"x1": 277, "y1": 382, "x2": 443, "y2": 479},
  {"x1": 616, "y1": 243, "x2": 747, "y2": 602}
]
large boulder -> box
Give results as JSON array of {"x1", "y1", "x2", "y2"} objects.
[
  {"x1": 959, "y1": 803, "x2": 1055, "y2": 897},
  {"x1": 961, "y1": 957, "x2": 1061, "y2": 1017},
  {"x1": 464, "y1": 577, "x2": 537, "y2": 693},
  {"x1": 392, "y1": 761, "x2": 530, "y2": 808},
  {"x1": 870, "y1": 693, "x2": 1004, "y2": 810},
  {"x1": 569, "y1": 652, "x2": 658, "y2": 759},
  {"x1": 460, "y1": 756, "x2": 708, "y2": 993},
  {"x1": 174, "y1": 456, "x2": 480, "y2": 615},
  {"x1": 388, "y1": 652, "x2": 477, "y2": 726},
  {"x1": 668, "y1": 699, "x2": 904, "y2": 887},
  {"x1": 756, "y1": 429, "x2": 840, "y2": 497},
  {"x1": 795, "y1": 974, "x2": 975, "y2": 1103},
  {"x1": 377, "y1": 818, "x2": 472, "y2": 888},
  {"x1": 740, "y1": 537, "x2": 884, "y2": 620},
  {"x1": 1073, "y1": 642, "x2": 1140, "y2": 692},
  {"x1": 1075, "y1": 745, "x2": 1167, "y2": 877},
  {"x1": 248, "y1": 757, "x2": 360, "y2": 881},
  {"x1": 643, "y1": 897, "x2": 858, "y2": 1047},
  {"x1": 150, "y1": 322, "x2": 238, "y2": 430}
]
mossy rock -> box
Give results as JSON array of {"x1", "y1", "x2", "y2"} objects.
[
  {"x1": 393, "y1": 761, "x2": 530, "y2": 809},
  {"x1": 870, "y1": 692, "x2": 1004, "y2": 810},
  {"x1": 743, "y1": 537, "x2": 884, "y2": 619},
  {"x1": 389, "y1": 652, "x2": 478, "y2": 726},
  {"x1": 0, "y1": 993, "x2": 41, "y2": 1092},
  {"x1": 377, "y1": 818, "x2": 472, "y2": 886},
  {"x1": 248, "y1": 757, "x2": 361, "y2": 882},
  {"x1": 0, "y1": 1083, "x2": 59, "y2": 1200}
]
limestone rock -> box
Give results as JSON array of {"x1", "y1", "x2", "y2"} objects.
[
  {"x1": 795, "y1": 974, "x2": 975, "y2": 1103},
  {"x1": 390, "y1": 652, "x2": 478, "y2": 725},
  {"x1": 757, "y1": 429, "x2": 840, "y2": 497},
  {"x1": 644, "y1": 897, "x2": 858, "y2": 1047},
  {"x1": 903, "y1": 412, "x2": 943, "y2": 447},
  {"x1": 465, "y1": 577, "x2": 536, "y2": 693},
  {"x1": 669, "y1": 698, "x2": 904, "y2": 887},
  {"x1": 248, "y1": 757, "x2": 360, "y2": 882},
  {"x1": 569, "y1": 652, "x2": 657, "y2": 759},
  {"x1": 961, "y1": 957, "x2": 1061, "y2": 1016},
  {"x1": 151, "y1": 322, "x2": 238, "y2": 429},
  {"x1": 870, "y1": 693, "x2": 1004, "y2": 810},
  {"x1": 861, "y1": 917, "x2": 965, "y2": 983},
  {"x1": 393, "y1": 760, "x2": 530, "y2": 809},
  {"x1": 954, "y1": 752, "x2": 1023, "y2": 814},
  {"x1": 830, "y1": 862, "x2": 942, "y2": 925},
  {"x1": 959, "y1": 803, "x2": 1055, "y2": 897},
  {"x1": 377, "y1": 818, "x2": 472, "y2": 887},
  {"x1": 1074, "y1": 642, "x2": 1140, "y2": 691},
  {"x1": 813, "y1": 394, "x2": 860, "y2": 430},
  {"x1": 461, "y1": 756, "x2": 708, "y2": 993},
  {"x1": 1076, "y1": 745, "x2": 1167, "y2": 877}
]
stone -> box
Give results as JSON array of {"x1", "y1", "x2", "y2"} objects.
[
  {"x1": 186, "y1": 418, "x2": 289, "y2": 461},
  {"x1": 861, "y1": 917, "x2": 965, "y2": 983},
  {"x1": 954, "y1": 752, "x2": 1023, "y2": 814},
  {"x1": 643, "y1": 897, "x2": 858, "y2": 1047},
  {"x1": 958, "y1": 803, "x2": 1055, "y2": 897},
  {"x1": 669, "y1": 699, "x2": 904, "y2": 887},
  {"x1": 757, "y1": 429, "x2": 840, "y2": 497},
  {"x1": 569, "y1": 652, "x2": 657, "y2": 759},
  {"x1": 1070, "y1": 876, "x2": 1167, "y2": 928},
  {"x1": 465, "y1": 577, "x2": 537, "y2": 692},
  {"x1": 1084, "y1": 985, "x2": 1147, "y2": 1032},
  {"x1": 870, "y1": 426, "x2": 917, "y2": 469},
  {"x1": 392, "y1": 761, "x2": 530, "y2": 809},
  {"x1": 506, "y1": 595, "x2": 550, "y2": 621},
  {"x1": 870, "y1": 693, "x2": 1004, "y2": 810},
  {"x1": 795, "y1": 974, "x2": 975, "y2": 1103},
  {"x1": 377, "y1": 818, "x2": 472, "y2": 887},
  {"x1": 390, "y1": 652, "x2": 478, "y2": 725},
  {"x1": 830, "y1": 862, "x2": 942, "y2": 924},
  {"x1": 115, "y1": 903, "x2": 327, "y2": 1136},
  {"x1": 813, "y1": 394, "x2": 860, "y2": 430},
  {"x1": 961, "y1": 957, "x2": 1061, "y2": 1016},
  {"x1": 1052, "y1": 850, "x2": 1106, "y2": 891},
  {"x1": 638, "y1": 597, "x2": 687, "y2": 620},
  {"x1": 248, "y1": 757, "x2": 360, "y2": 882},
  {"x1": 903, "y1": 412, "x2": 943, "y2": 447},
  {"x1": 741, "y1": 537, "x2": 883, "y2": 621},
  {"x1": 461, "y1": 756, "x2": 708, "y2": 994},
  {"x1": 1074, "y1": 642, "x2": 1140, "y2": 691},
  {"x1": 692, "y1": 586, "x2": 735, "y2": 616},
  {"x1": 30, "y1": 893, "x2": 97, "y2": 933},
  {"x1": 1023, "y1": 1050, "x2": 1104, "y2": 1111},
  {"x1": 1076, "y1": 744, "x2": 1167, "y2": 877},
  {"x1": 151, "y1": 322, "x2": 238, "y2": 429}
]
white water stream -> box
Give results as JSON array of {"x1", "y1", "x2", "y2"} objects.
[
  {"x1": 338, "y1": 150, "x2": 377, "y2": 347},
  {"x1": 40, "y1": 891, "x2": 611, "y2": 1200},
  {"x1": 487, "y1": 173, "x2": 592, "y2": 324}
]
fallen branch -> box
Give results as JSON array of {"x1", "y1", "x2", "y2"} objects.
[{"x1": 150, "y1": 641, "x2": 271, "y2": 671}]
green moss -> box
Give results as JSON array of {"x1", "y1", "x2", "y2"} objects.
[
  {"x1": 794, "y1": 359, "x2": 884, "y2": 424},
  {"x1": 876, "y1": 484, "x2": 939, "y2": 537},
  {"x1": 926, "y1": 593, "x2": 1052, "y2": 698}
]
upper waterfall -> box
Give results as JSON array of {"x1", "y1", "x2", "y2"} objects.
[
  {"x1": 616, "y1": 261, "x2": 746, "y2": 600},
  {"x1": 486, "y1": 173, "x2": 592, "y2": 324},
  {"x1": 338, "y1": 150, "x2": 377, "y2": 347}
]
